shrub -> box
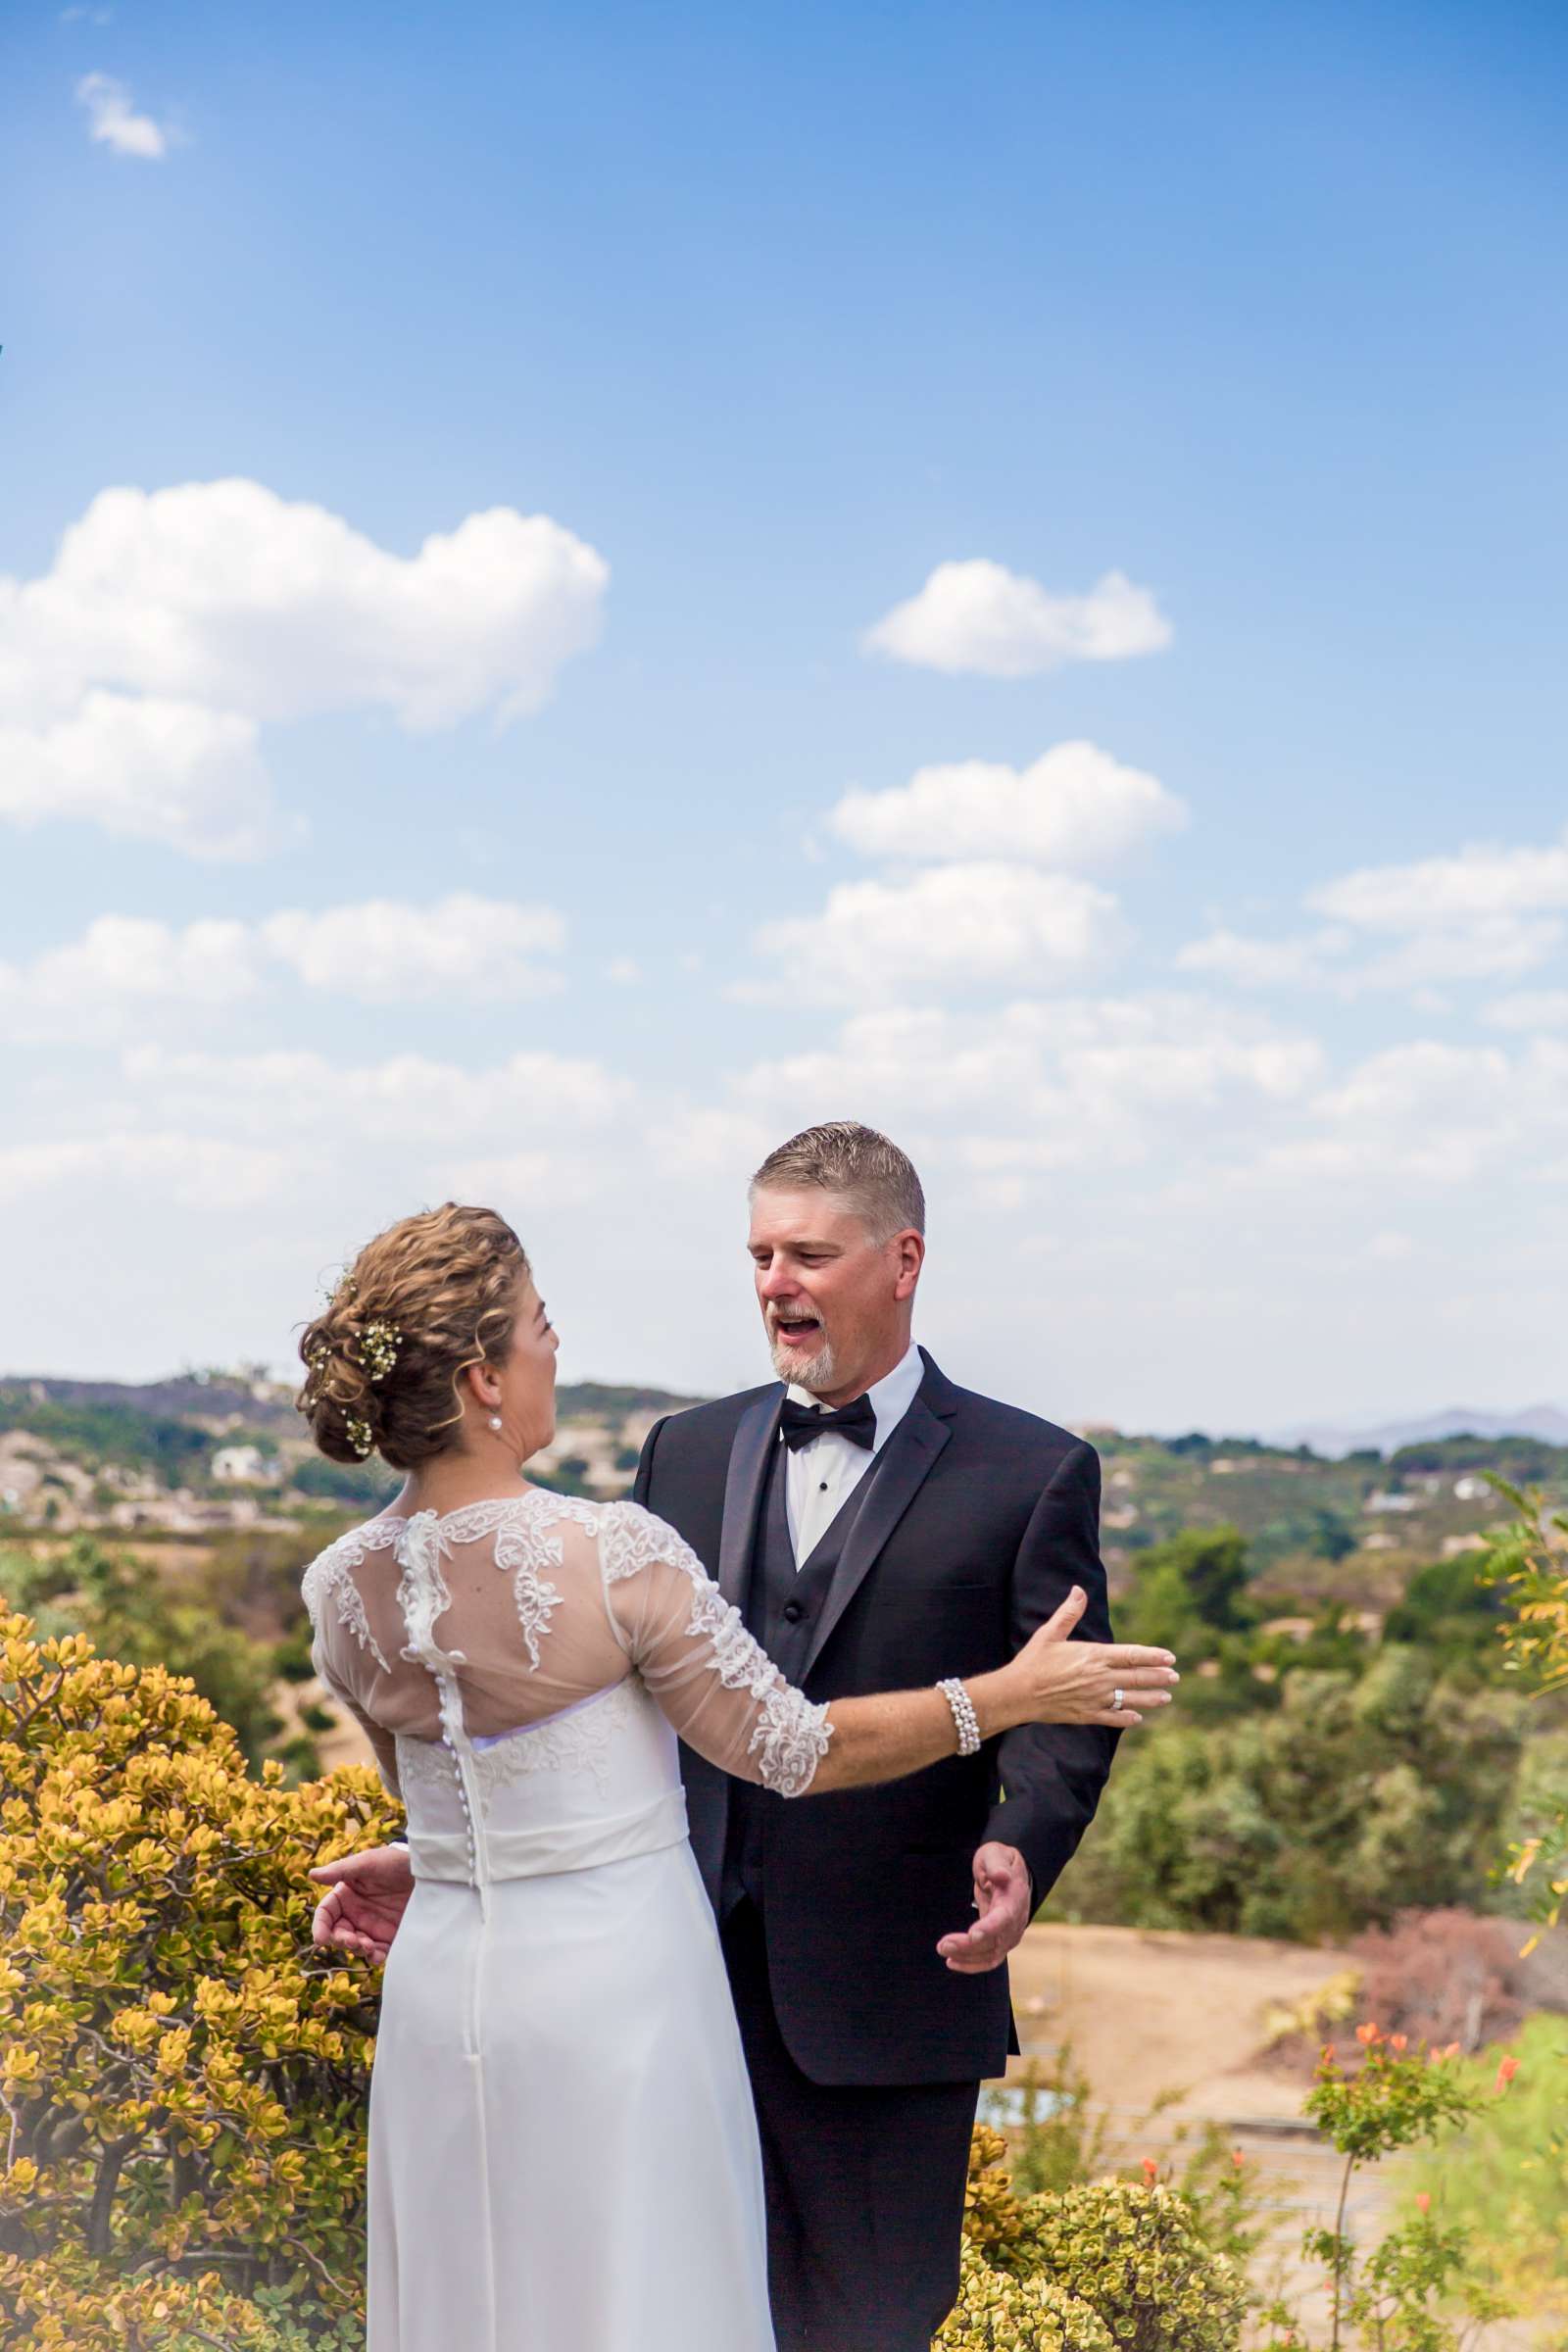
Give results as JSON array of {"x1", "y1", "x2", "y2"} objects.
[
  {"x1": 0, "y1": 1601, "x2": 401, "y2": 2341},
  {"x1": 955, "y1": 2127, "x2": 1244, "y2": 2352},
  {"x1": 1021, "y1": 2180, "x2": 1246, "y2": 2352},
  {"x1": 1347, "y1": 1909, "x2": 1532, "y2": 2056},
  {"x1": 936, "y1": 2236, "x2": 1114, "y2": 2351},
  {"x1": 0, "y1": 2245, "x2": 352, "y2": 2349}
]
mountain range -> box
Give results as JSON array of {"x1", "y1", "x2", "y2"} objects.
[{"x1": 1267, "y1": 1403, "x2": 1568, "y2": 1458}]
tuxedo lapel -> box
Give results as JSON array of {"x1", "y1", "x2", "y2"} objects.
[
  {"x1": 801, "y1": 1358, "x2": 956, "y2": 1679},
  {"x1": 716, "y1": 1389, "x2": 783, "y2": 1608}
]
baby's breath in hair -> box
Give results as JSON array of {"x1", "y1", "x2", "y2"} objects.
[
  {"x1": 344, "y1": 1412, "x2": 375, "y2": 1460},
  {"x1": 356, "y1": 1319, "x2": 402, "y2": 1383}
]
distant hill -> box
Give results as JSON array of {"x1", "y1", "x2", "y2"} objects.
[
  {"x1": 2, "y1": 1371, "x2": 299, "y2": 1430},
  {"x1": 4, "y1": 1372, "x2": 702, "y2": 1431},
  {"x1": 1270, "y1": 1403, "x2": 1568, "y2": 1458},
  {"x1": 0, "y1": 1368, "x2": 710, "y2": 1537},
  {"x1": 6, "y1": 1372, "x2": 1566, "y2": 1592},
  {"x1": 554, "y1": 1380, "x2": 706, "y2": 1420}
]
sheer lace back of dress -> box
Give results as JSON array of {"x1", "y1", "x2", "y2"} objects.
[{"x1": 302, "y1": 1489, "x2": 831, "y2": 1805}]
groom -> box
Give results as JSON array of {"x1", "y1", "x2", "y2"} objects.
[
  {"x1": 630, "y1": 1122, "x2": 1116, "y2": 2351},
  {"x1": 315, "y1": 1122, "x2": 1117, "y2": 2351}
]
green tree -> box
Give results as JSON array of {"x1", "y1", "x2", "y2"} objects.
[
  {"x1": 1064, "y1": 1651, "x2": 1526, "y2": 1941},
  {"x1": 1121, "y1": 1526, "x2": 1256, "y2": 1653},
  {"x1": 0, "y1": 1537, "x2": 285, "y2": 1770}
]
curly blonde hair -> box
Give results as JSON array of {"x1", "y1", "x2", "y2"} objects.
[{"x1": 296, "y1": 1204, "x2": 530, "y2": 1470}]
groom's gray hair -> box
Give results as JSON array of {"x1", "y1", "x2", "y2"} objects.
[{"x1": 751, "y1": 1122, "x2": 926, "y2": 1240}]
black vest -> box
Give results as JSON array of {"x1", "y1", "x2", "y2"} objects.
[{"x1": 720, "y1": 1435, "x2": 884, "y2": 1915}]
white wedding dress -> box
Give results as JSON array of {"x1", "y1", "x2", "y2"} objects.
[{"x1": 303, "y1": 1489, "x2": 834, "y2": 2352}]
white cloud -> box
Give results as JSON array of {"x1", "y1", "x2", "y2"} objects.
[
  {"x1": 1310, "y1": 831, "x2": 1568, "y2": 929},
  {"x1": 643, "y1": 1105, "x2": 775, "y2": 1179},
  {"x1": 754, "y1": 863, "x2": 1124, "y2": 1001},
  {"x1": 0, "y1": 896, "x2": 567, "y2": 1039},
  {"x1": 1176, "y1": 928, "x2": 1348, "y2": 989},
  {"x1": 120, "y1": 1042, "x2": 628, "y2": 1147},
  {"x1": 0, "y1": 479, "x2": 608, "y2": 858},
  {"x1": 862, "y1": 560, "x2": 1172, "y2": 678},
  {"x1": 1177, "y1": 916, "x2": 1560, "y2": 994},
  {"x1": 0, "y1": 1132, "x2": 285, "y2": 1210},
  {"x1": 1242, "y1": 1036, "x2": 1568, "y2": 1190},
  {"x1": 260, "y1": 894, "x2": 565, "y2": 1002},
  {"x1": 0, "y1": 916, "x2": 260, "y2": 1042},
  {"x1": 1353, "y1": 917, "x2": 1562, "y2": 990},
  {"x1": 734, "y1": 994, "x2": 1324, "y2": 1176},
  {"x1": 1185, "y1": 823, "x2": 1568, "y2": 1001},
  {"x1": 0, "y1": 692, "x2": 285, "y2": 860},
  {"x1": 74, "y1": 73, "x2": 169, "y2": 160},
  {"x1": 1486, "y1": 990, "x2": 1568, "y2": 1031},
  {"x1": 828, "y1": 742, "x2": 1186, "y2": 869}
]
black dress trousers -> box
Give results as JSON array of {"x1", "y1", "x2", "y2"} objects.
[{"x1": 721, "y1": 1898, "x2": 977, "y2": 2352}]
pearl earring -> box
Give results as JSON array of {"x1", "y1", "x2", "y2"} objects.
[{"x1": 487, "y1": 1414, "x2": 503, "y2": 1433}]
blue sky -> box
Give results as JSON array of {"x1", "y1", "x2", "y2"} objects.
[{"x1": 4, "y1": 0, "x2": 1565, "y2": 1430}]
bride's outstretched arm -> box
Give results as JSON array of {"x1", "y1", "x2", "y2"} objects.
[
  {"x1": 807, "y1": 1590, "x2": 1176, "y2": 1790},
  {"x1": 600, "y1": 1504, "x2": 1177, "y2": 1798}
]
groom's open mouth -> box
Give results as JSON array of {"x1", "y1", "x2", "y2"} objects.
[{"x1": 770, "y1": 1310, "x2": 823, "y2": 1353}]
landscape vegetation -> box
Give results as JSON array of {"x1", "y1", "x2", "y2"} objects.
[{"x1": 1, "y1": 1372, "x2": 1564, "y2": 2346}]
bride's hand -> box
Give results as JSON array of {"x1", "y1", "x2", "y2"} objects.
[
  {"x1": 1003, "y1": 1588, "x2": 1178, "y2": 1728},
  {"x1": 310, "y1": 1843, "x2": 416, "y2": 1963}
]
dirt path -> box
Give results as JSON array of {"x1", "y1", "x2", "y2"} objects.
[{"x1": 1004, "y1": 1920, "x2": 1345, "y2": 2122}]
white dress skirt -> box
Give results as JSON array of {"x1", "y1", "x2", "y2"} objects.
[
  {"x1": 304, "y1": 1493, "x2": 837, "y2": 2352},
  {"x1": 367, "y1": 1687, "x2": 773, "y2": 2352}
]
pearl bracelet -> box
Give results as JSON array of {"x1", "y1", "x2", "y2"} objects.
[{"x1": 937, "y1": 1676, "x2": 982, "y2": 1757}]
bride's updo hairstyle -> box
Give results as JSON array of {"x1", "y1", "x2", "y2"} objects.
[{"x1": 297, "y1": 1203, "x2": 529, "y2": 1470}]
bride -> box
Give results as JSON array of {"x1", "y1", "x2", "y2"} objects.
[{"x1": 297, "y1": 1202, "x2": 1176, "y2": 2352}]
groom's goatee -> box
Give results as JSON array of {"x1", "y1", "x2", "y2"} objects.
[{"x1": 770, "y1": 1335, "x2": 837, "y2": 1390}]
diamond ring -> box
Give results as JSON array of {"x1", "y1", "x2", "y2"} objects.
[{"x1": 1112, "y1": 1687, "x2": 1125, "y2": 1712}]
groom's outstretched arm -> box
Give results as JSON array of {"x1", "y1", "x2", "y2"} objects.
[{"x1": 984, "y1": 1439, "x2": 1118, "y2": 1911}]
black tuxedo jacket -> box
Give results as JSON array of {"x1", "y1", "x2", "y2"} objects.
[{"x1": 633, "y1": 1348, "x2": 1116, "y2": 2086}]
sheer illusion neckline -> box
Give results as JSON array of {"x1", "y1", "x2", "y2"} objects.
[{"x1": 374, "y1": 1488, "x2": 564, "y2": 1529}]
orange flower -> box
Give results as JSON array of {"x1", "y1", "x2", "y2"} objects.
[
  {"x1": 1355, "y1": 2022, "x2": 1382, "y2": 2046},
  {"x1": 1438, "y1": 2041, "x2": 1461, "y2": 2061},
  {"x1": 1494, "y1": 2053, "x2": 1519, "y2": 2093},
  {"x1": 1415, "y1": 2191, "x2": 1431, "y2": 2215},
  {"x1": 1390, "y1": 2033, "x2": 1408, "y2": 2052},
  {"x1": 1231, "y1": 2148, "x2": 1245, "y2": 2170},
  {"x1": 1142, "y1": 2156, "x2": 1159, "y2": 2185}
]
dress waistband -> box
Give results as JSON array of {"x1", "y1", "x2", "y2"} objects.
[{"x1": 407, "y1": 1786, "x2": 690, "y2": 1885}]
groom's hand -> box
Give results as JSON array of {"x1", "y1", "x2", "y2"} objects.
[
  {"x1": 936, "y1": 1841, "x2": 1032, "y2": 1975},
  {"x1": 310, "y1": 1844, "x2": 416, "y2": 1965}
]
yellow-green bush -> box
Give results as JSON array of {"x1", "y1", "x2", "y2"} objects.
[
  {"x1": 936, "y1": 2237, "x2": 1114, "y2": 2351},
  {"x1": 949, "y1": 2123, "x2": 1245, "y2": 2352},
  {"x1": 0, "y1": 2244, "x2": 343, "y2": 2350},
  {"x1": 0, "y1": 1603, "x2": 401, "y2": 2344},
  {"x1": 1021, "y1": 2180, "x2": 1246, "y2": 2350}
]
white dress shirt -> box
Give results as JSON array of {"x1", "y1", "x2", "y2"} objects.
[{"x1": 783, "y1": 1340, "x2": 925, "y2": 1565}]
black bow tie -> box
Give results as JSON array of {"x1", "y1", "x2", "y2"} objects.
[{"x1": 779, "y1": 1394, "x2": 877, "y2": 1452}]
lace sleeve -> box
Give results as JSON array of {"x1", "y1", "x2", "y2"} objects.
[
  {"x1": 598, "y1": 1501, "x2": 832, "y2": 1797},
  {"x1": 311, "y1": 1639, "x2": 404, "y2": 1800}
]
